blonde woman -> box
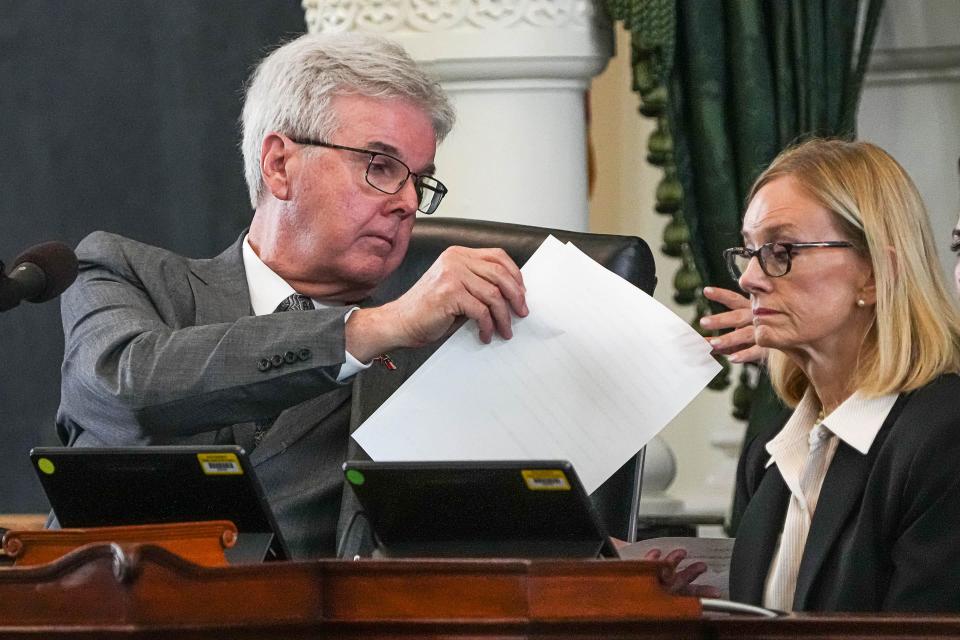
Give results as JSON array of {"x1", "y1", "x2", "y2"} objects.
[{"x1": 707, "y1": 139, "x2": 960, "y2": 612}]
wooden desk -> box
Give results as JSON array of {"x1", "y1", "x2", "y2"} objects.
[
  {"x1": 0, "y1": 515, "x2": 47, "y2": 567},
  {"x1": 2, "y1": 520, "x2": 237, "y2": 567},
  {"x1": 0, "y1": 544, "x2": 956, "y2": 638},
  {"x1": 0, "y1": 542, "x2": 693, "y2": 635}
]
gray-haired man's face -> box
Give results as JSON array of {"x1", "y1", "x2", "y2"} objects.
[{"x1": 279, "y1": 94, "x2": 437, "y2": 297}]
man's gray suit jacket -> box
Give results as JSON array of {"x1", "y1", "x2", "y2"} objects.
[{"x1": 57, "y1": 231, "x2": 427, "y2": 558}]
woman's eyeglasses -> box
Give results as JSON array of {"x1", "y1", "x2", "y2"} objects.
[{"x1": 723, "y1": 241, "x2": 856, "y2": 280}]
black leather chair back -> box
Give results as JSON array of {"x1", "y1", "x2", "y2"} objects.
[
  {"x1": 378, "y1": 217, "x2": 657, "y2": 305},
  {"x1": 380, "y1": 217, "x2": 658, "y2": 540}
]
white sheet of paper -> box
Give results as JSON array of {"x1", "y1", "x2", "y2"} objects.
[
  {"x1": 352, "y1": 235, "x2": 721, "y2": 493},
  {"x1": 619, "y1": 537, "x2": 734, "y2": 599}
]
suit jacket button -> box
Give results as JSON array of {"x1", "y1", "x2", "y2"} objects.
[
  {"x1": 298, "y1": 348, "x2": 311, "y2": 361},
  {"x1": 284, "y1": 350, "x2": 297, "y2": 364},
  {"x1": 257, "y1": 358, "x2": 271, "y2": 372},
  {"x1": 270, "y1": 354, "x2": 284, "y2": 368}
]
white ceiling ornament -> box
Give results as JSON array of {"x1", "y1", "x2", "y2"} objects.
[
  {"x1": 304, "y1": 0, "x2": 595, "y2": 33},
  {"x1": 407, "y1": 0, "x2": 468, "y2": 31}
]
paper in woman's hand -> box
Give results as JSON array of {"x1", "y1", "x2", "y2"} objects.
[{"x1": 620, "y1": 536, "x2": 734, "y2": 599}]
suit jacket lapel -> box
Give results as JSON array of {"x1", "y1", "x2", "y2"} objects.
[
  {"x1": 335, "y1": 277, "x2": 443, "y2": 555},
  {"x1": 343, "y1": 282, "x2": 442, "y2": 438},
  {"x1": 793, "y1": 394, "x2": 908, "y2": 610},
  {"x1": 730, "y1": 467, "x2": 790, "y2": 604},
  {"x1": 187, "y1": 231, "x2": 252, "y2": 326},
  {"x1": 792, "y1": 395, "x2": 905, "y2": 609},
  {"x1": 250, "y1": 387, "x2": 353, "y2": 466},
  {"x1": 186, "y1": 231, "x2": 256, "y2": 446},
  {"x1": 791, "y1": 443, "x2": 871, "y2": 609}
]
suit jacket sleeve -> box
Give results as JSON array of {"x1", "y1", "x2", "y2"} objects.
[{"x1": 58, "y1": 232, "x2": 350, "y2": 444}]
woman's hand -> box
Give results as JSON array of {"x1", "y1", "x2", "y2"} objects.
[
  {"x1": 644, "y1": 548, "x2": 721, "y2": 598},
  {"x1": 699, "y1": 286, "x2": 767, "y2": 364}
]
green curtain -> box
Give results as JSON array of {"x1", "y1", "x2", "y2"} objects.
[
  {"x1": 669, "y1": 0, "x2": 883, "y2": 292},
  {"x1": 605, "y1": 0, "x2": 885, "y2": 534},
  {"x1": 663, "y1": 0, "x2": 884, "y2": 534}
]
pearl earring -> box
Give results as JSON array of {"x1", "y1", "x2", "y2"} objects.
[{"x1": 856, "y1": 299, "x2": 866, "y2": 308}]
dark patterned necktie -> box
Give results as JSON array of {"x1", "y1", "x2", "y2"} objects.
[
  {"x1": 274, "y1": 293, "x2": 315, "y2": 313},
  {"x1": 253, "y1": 293, "x2": 316, "y2": 447}
]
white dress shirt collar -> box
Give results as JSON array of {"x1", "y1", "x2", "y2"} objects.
[
  {"x1": 241, "y1": 234, "x2": 369, "y2": 379},
  {"x1": 242, "y1": 235, "x2": 300, "y2": 316},
  {"x1": 242, "y1": 234, "x2": 336, "y2": 314},
  {"x1": 765, "y1": 387, "x2": 898, "y2": 470}
]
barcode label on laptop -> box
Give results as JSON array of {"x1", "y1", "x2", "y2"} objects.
[
  {"x1": 521, "y1": 469, "x2": 571, "y2": 491},
  {"x1": 197, "y1": 453, "x2": 243, "y2": 475}
]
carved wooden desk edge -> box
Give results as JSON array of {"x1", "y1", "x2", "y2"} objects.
[
  {"x1": 0, "y1": 544, "x2": 699, "y2": 629},
  {"x1": 1, "y1": 520, "x2": 237, "y2": 567},
  {"x1": 1, "y1": 545, "x2": 959, "y2": 638}
]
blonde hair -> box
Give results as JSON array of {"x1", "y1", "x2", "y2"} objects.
[{"x1": 750, "y1": 139, "x2": 960, "y2": 405}]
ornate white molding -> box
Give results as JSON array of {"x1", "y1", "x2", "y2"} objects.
[
  {"x1": 865, "y1": 45, "x2": 960, "y2": 86},
  {"x1": 303, "y1": 0, "x2": 599, "y2": 34},
  {"x1": 299, "y1": 0, "x2": 613, "y2": 231},
  {"x1": 303, "y1": 0, "x2": 612, "y2": 88}
]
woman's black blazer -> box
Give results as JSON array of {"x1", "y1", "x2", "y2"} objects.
[{"x1": 730, "y1": 374, "x2": 960, "y2": 612}]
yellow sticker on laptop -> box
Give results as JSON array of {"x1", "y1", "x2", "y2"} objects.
[
  {"x1": 521, "y1": 469, "x2": 570, "y2": 491},
  {"x1": 197, "y1": 452, "x2": 243, "y2": 475}
]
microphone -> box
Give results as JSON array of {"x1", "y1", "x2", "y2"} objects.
[{"x1": 0, "y1": 242, "x2": 79, "y2": 312}]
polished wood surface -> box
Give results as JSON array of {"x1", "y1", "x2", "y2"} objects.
[
  {"x1": 0, "y1": 543, "x2": 698, "y2": 631},
  {"x1": 1, "y1": 521, "x2": 237, "y2": 567},
  {"x1": 0, "y1": 544, "x2": 956, "y2": 638}
]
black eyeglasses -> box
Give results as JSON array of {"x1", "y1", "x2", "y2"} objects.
[
  {"x1": 289, "y1": 137, "x2": 447, "y2": 215},
  {"x1": 723, "y1": 241, "x2": 856, "y2": 280}
]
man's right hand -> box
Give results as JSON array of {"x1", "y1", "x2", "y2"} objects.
[
  {"x1": 698, "y1": 286, "x2": 766, "y2": 364},
  {"x1": 345, "y1": 246, "x2": 528, "y2": 363}
]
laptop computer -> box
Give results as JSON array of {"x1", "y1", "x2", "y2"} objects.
[
  {"x1": 30, "y1": 445, "x2": 289, "y2": 563},
  {"x1": 342, "y1": 460, "x2": 619, "y2": 559}
]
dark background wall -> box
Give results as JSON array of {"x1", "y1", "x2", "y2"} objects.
[{"x1": 0, "y1": 1, "x2": 306, "y2": 512}]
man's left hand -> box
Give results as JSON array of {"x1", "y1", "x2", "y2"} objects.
[{"x1": 345, "y1": 246, "x2": 528, "y2": 362}]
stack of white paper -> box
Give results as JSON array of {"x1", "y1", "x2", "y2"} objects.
[{"x1": 352, "y1": 236, "x2": 721, "y2": 493}]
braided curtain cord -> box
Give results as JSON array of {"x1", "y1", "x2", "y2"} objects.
[
  {"x1": 602, "y1": 0, "x2": 885, "y2": 418},
  {"x1": 603, "y1": 0, "x2": 731, "y2": 392}
]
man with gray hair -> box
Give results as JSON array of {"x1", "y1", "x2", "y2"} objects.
[{"x1": 56, "y1": 33, "x2": 527, "y2": 558}]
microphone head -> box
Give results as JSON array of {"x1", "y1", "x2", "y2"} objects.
[{"x1": 11, "y1": 241, "x2": 79, "y2": 302}]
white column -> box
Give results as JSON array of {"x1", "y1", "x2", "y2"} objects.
[{"x1": 303, "y1": 0, "x2": 614, "y2": 231}]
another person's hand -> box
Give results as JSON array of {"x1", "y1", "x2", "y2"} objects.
[
  {"x1": 698, "y1": 286, "x2": 767, "y2": 364},
  {"x1": 346, "y1": 247, "x2": 528, "y2": 361},
  {"x1": 644, "y1": 547, "x2": 721, "y2": 598}
]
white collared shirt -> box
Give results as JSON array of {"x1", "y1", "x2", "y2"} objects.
[
  {"x1": 241, "y1": 235, "x2": 369, "y2": 380},
  {"x1": 761, "y1": 387, "x2": 898, "y2": 610}
]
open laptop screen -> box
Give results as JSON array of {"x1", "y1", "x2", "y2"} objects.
[
  {"x1": 30, "y1": 445, "x2": 288, "y2": 561},
  {"x1": 343, "y1": 460, "x2": 617, "y2": 559}
]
